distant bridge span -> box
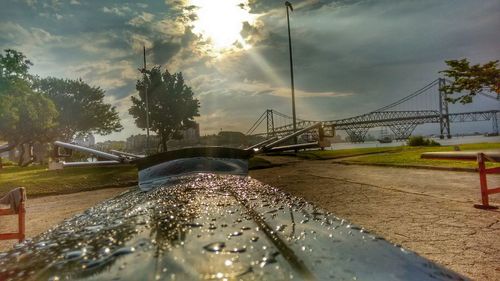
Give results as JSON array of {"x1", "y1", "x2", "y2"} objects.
[
  {"x1": 247, "y1": 78, "x2": 499, "y2": 142},
  {"x1": 265, "y1": 110, "x2": 499, "y2": 142}
]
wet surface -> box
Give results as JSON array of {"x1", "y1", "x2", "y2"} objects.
[{"x1": 0, "y1": 174, "x2": 467, "y2": 280}]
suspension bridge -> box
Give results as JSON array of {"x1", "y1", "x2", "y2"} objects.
[{"x1": 246, "y1": 78, "x2": 499, "y2": 142}]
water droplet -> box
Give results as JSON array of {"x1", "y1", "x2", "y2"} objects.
[
  {"x1": 229, "y1": 231, "x2": 242, "y2": 237},
  {"x1": 65, "y1": 250, "x2": 84, "y2": 260},
  {"x1": 229, "y1": 247, "x2": 246, "y2": 253},
  {"x1": 276, "y1": 225, "x2": 287, "y2": 232},
  {"x1": 260, "y1": 252, "x2": 279, "y2": 267},
  {"x1": 203, "y1": 242, "x2": 225, "y2": 252},
  {"x1": 250, "y1": 237, "x2": 259, "y2": 242},
  {"x1": 185, "y1": 222, "x2": 203, "y2": 228},
  {"x1": 112, "y1": 247, "x2": 135, "y2": 257}
]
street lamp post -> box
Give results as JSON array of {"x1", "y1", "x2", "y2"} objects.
[{"x1": 285, "y1": 1, "x2": 297, "y2": 144}]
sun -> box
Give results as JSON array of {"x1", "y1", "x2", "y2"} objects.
[{"x1": 190, "y1": 0, "x2": 256, "y2": 53}]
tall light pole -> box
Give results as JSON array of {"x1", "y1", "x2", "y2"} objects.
[
  {"x1": 285, "y1": 1, "x2": 297, "y2": 144},
  {"x1": 139, "y1": 45, "x2": 151, "y2": 155}
]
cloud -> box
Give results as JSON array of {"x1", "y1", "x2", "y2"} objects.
[
  {"x1": 128, "y1": 12, "x2": 155, "y2": 27},
  {"x1": 1, "y1": 0, "x2": 498, "y2": 140},
  {"x1": 102, "y1": 6, "x2": 132, "y2": 17}
]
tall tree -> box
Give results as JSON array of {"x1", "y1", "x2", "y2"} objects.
[
  {"x1": 440, "y1": 59, "x2": 499, "y2": 104},
  {"x1": 129, "y1": 67, "x2": 200, "y2": 152},
  {"x1": 33, "y1": 77, "x2": 123, "y2": 141}
]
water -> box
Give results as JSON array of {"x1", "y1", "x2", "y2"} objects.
[{"x1": 329, "y1": 135, "x2": 500, "y2": 150}]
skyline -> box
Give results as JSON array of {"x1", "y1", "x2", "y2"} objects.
[{"x1": 1, "y1": 0, "x2": 499, "y2": 141}]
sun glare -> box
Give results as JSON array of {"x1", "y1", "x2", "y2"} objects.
[{"x1": 190, "y1": 0, "x2": 256, "y2": 53}]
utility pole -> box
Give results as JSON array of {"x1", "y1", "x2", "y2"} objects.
[
  {"x1": 139, "y1": 46, "x2": 151, "y2": 155},
  {"x1": 285, "y1": 1, "x2": 297, "y2": 144}
]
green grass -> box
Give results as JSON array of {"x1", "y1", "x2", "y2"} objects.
[
  {"x1": 297, "y1": 146, "x2": 405, "y2": 160},
  {"x1": 0, "y1": 165, "x2": 137, "y2": 198},
  {"x1": 336, "y1": 142, "x2": 500, "y2": 169}
]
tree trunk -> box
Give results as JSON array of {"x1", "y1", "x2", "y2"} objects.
[
  {"x1": 21, "y1": 143, "x2": 34, "y2": 167},
  {"x1": 161, "y1": 135, "x2": 168, "y2": 152},
  {"x1": 17, "y1": 144, "x2": 25, "y2": 166}
]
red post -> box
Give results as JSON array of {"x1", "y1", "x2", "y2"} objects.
[
  {"x1": 18, "y1": 188, "x2": 26, "y2": 242},
  {"x1": 476, "y1": 153, "x2": 492, "y2": 209}
]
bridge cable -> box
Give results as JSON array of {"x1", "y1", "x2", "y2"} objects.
[{"x1": 372, "y1": 79, "x2": 439, "y2": 112}]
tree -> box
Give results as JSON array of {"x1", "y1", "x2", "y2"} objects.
[
  {"x1": 0, "y1": 80, "x2": 58, "y2": 165},
  {"x1": 0, "y1": 49, "x2": 32, "y2": 84},
  {"x1": 440, "y1": 59, "x2": 500, "y2": 104},
  {"x1": 129, "y1": 67, "x2": 200, "y2": 152},
  {"x1": 33, "y1": 77, "x2": 123, "y2": 141},
  {"x1": 0, "y1": 50, "x2": 58, "y2": 165}
]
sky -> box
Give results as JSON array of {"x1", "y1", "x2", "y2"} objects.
[{"x1": 1, "y1": 0, "x2": 499, "y2": 141}]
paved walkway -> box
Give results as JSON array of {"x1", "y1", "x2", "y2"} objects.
[
  {"x1": 250, "y1": 157, "x2": 500, "y2": 281},
  {"x1": 0, "y1": 187, "x2": 129, "y2": 252}
]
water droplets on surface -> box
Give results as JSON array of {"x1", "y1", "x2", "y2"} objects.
[{"x1": 203, "y1": 242, "x2": 226, "y2": 253}]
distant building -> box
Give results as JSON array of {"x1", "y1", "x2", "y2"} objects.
[
  {"x1": 182, "y1": 123, "x2": 200, "y2": 142},
  {"x1": 126, "y1": 134, "x2": 160, "y2": 154}
]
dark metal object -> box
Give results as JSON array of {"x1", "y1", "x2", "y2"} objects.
[
  {"x1": 134, "y1": 147, "x2": 253, "y2": 191},
  {"x1": 262, "y1": 122, "x2": 322, "y2": 150},
  {"x1": 265, "y1": 142, "x2": 320, "y2": 152},
  {"x1": 0, "y1": 174, "x2": 469, "y2": 281},
  {"x1": 54, "y1": 141, "x2": 128, "y2": 163},
  {"x1": 133, "y1": 147, "x2": 253, "y2": 170},
  {"x1": 285, "y1": 1, "x2": 297, "y2": 144},
  {"x1": 245, "y1": 137, "x2": 278, "y2": 151},
  {"x1": 138, "y1": 45, "x2": 151, "y2": 155}
]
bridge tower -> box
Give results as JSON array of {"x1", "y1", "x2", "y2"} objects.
[
  {"x1": 266, "y1": 109, "x2": 275, "y2": 138},
  {"x1": 438, "y1": 78, "x2": 451, "y2": 139},
  {"x1": 493, "y1": 112, "x2": 499, "y2": 135}
]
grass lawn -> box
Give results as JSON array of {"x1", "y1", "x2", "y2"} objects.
[
  {"x1": 0, "y1": 165, "x2": 137, "y2": 197},
  {"x1": 317, "y1": 142, "x2": 500, "y2": 169},
  {"x1": 297, "y1": 146, "x2": 404, "y2": 160}
]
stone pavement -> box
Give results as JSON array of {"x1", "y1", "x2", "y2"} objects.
[{"x1": 250, "y1": 157, "x2": 500, "y2": 280}]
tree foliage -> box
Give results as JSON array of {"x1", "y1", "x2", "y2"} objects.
[
  {"x1": 33, "y1": 77, "x2": 123, "y2": 141},
  {"x1": 0, "y1": 49, "x2": 32, "y2": 83},
  {"x1": 1, "y1": 50, "x2": 59, "y2": 157},
  {"x1": 440, "y1": 59, "x2": 500, "y2": 104},
  {"x1": 129, "y1": 67, "x2": 200, "y2": 152},
  {"x1": 0, "y1": 49, "x2": 123, "y2": 166}
]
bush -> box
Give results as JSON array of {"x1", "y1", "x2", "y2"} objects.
[{"x1": 407, "y1": 136, "x2": 440, "y2": 147}]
